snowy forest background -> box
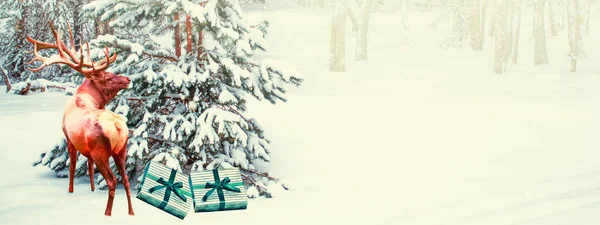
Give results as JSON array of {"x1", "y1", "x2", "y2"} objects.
[{"x1": 2, "y1": 0, "x2": 600, "y2": 224}]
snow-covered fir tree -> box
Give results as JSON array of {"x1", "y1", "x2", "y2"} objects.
[
  {"x1": 33, "y1": 0, "x2": 303, "y2": 197},
  {"x1": 0, "y1": 0, "x2": 73, "y2": 84}
]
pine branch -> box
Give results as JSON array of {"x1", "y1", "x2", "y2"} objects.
[
  {"x1": 128, "y1": 129, "x2": 177, "y2": 146},
  {"x1": 126, "y1": 97, "x2": 145, "y2": 103},
  {"x1": 141, "y1": 52, "x2": 177, "y2": 62},
  {"x1": 101, "y1": 42, "x2": 177, "y2": 62},
  {"x1": 209, "y1": 103, "x2": 250, "y2": 123},
  {"x1": 119, "y1": 1, "x2": 163, "y2": 5},
  {"x1": 126, "y1": 94, "x2": 192, "y2": 102},
  {"x1": 240, "y1": 168, "x2": 279, "y2": 181},
  {"x1": 207, "y1": 103, "x2": 263, "y2": 133},
  {"x1": 245, "y1": 62, "x2": 260, "y2": 67},
  {"x1": 241, "y1": 173, "x2": 269, "y2": 193},
  {"x1": 32, "y1": 85, "x2": 67, "y2": 92}
]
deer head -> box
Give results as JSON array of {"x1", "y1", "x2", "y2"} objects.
[{"x1": 25, "y1": 21, "x2": 130, "y2": 100}]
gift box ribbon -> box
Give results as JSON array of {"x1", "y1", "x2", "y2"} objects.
[
  {"x1": 195, "y1": 170, "x2": 243, "y2": 210},
  {"x1": 147, "y1": 168, "x2": 189, "y2": 209}
]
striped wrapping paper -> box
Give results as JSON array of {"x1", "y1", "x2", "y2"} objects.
[
  {"x1": 136, "y1": 161, "x2": 193, "y2": 219},
  {"x1": 190, "y1": 168, "x2": 248, "y2": 212}
]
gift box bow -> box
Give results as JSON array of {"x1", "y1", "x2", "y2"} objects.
[
  {"x1": 150, "y1": 177, "x2": 187, "y2": 202},
  {"x1": 202, "y1": 176, "x2": 241, "y2": 202},
  {"x1": 146, "y1": 168, "x2": 190, "y2": 209},
  {"x1": 194, "y1": 170, "x2": 244, "y2": 210}
]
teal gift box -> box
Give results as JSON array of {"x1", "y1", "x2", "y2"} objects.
[
  {"x1": 137, "y1": 161, "x2": 193, "y2": 219},
  {"x1": 189, "y1": 168, "x2": 249, "y2": 212}
]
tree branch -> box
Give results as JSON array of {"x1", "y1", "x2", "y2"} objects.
[
  {"x1": 19, "y1": 83, "x2": 31, "y2": 95},
  {"x1": 102, "y1": 42, "x2": 177, "y2": 62},
  {"x1": 240, "y1": 168, "x2": 279, "y2": 181},
  {"x1": 128, "y1": 129, "x2": 177, "y2": 146},
  {"x1": 126, "y1": 97, "x2": 145, "y2": 103},
  {"x1": 245, "y1": 61, "x2": 260, "y2": 67},
  {"x1": 241, "y1": 173, "x2": 269, "y2": 193},
  {"x1": 126, "y1": 94, "x2": 192, "y2": 103},
  {"x1": 141, "y1": 52, "x2": 177, "y2": 62}
]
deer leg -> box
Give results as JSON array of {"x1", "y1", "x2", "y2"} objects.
[
  {"x1": 115, "y1": 144, "x2": 135, "y2": 215},
  {"x1": 88, "y1": 158, "x2": 95, "y2": 191},
  {"x1": 67, "y1": 140, "x2": 77, "y2": 193},
  {"x1": 93, "y1": 155, "x2": 117, "y2": 216},
  {"x1": 89, "y1": 130, "x2": 117, "y2": 216}
]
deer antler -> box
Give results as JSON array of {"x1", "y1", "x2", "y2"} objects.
[{"x1": 25, "y1": 21, "x2": 118, "y2": 78}]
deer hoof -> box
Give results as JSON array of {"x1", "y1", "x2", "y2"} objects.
[
  {"x1": 104, "y1": 211, "x2": 112, "y2": 216},
  {"x1": 129, "y1": 211, "x2": 135, "y2": 216}
]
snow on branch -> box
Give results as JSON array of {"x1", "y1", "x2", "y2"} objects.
[
  {"x1": 92, "y1": 35, "x2": 178, "y2": 63},
  {"x1": 259, "y1": 58, "x2": 303, "y2": 83},
  {"x1": 10, "y1": 78, "x2": 76, "y2": 95}
]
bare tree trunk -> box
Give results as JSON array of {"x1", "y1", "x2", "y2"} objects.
[
  {"x1": 94, "y1": 18, "x2": 114, "y2": 36},
  {"x1": 186, "y1": 14, "x2": 193, "y2": 55},
  {"x1": 198, "y1": 2, "x2": 207, "y2": 60},
  {"x1": 12, "y1": 0, "x2": 28, "y2": 78},
  {"x1": 480, "y1": 0, "x2": 488, "y2": 48},
  {"x1": 70, "y1": 0, "x2": 86, "y2": 50},
  {"x1": 488, "y1": 0, "x2": 496, "y2": 38},
  {"x1": 567, "y1": 0, "x2": 583, "y2": 72},
  {"x1": 356, "y1": 0, "x2": 374, "y2": 60},
  {"x1": 400, "y1": 0, "x2": 414, "y2": 44},
  {"x1": 533, "y1": 0, "x2": 549, "y2": 65},
  {"x1": 493, "y1": 5, "x2": 503, "y2": 74},
  {"x1": 1, "y1": 67, "x2": 11, "y2": 93},
  {"x1": 548, "y1": 0, "x2": 558, "y2": 36},
  {"x1": 94, "y1": 18, "x2": 103, "y2": 37},
  {"x1": 470, "y1": 0, "x2": 483, "y2": 50},
  {"x1": 494, "y1": 0, "x2": 510, "y2": 74},
  {"x1": 505, "y1": 0, "x2": 514, "y2": 63},
  {"x1": 556, "y1": 0, "x2": 566, "y2": 31},
  {"x1": 512, "y1": 0, "x2": 522, "y2": 64},
  {"x1": 451, "y1": 0, "x2": 468, "y2": 46},
  {"x1": 330, "y1": 0, "x2": 348, "y2": 72},
  {"x1": 583, "y1": 0, "x2": 590, "y2": 34},
  {"x1": 174, "y1": 13, "x2": 182, "y2": 58},
  {"x1": 15, "y1": 0, "x2": 27, "y2": 50}
]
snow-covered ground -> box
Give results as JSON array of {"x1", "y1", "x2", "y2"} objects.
[{"x1": 2, "y1": 5, "x2": 600, "y2": 225}]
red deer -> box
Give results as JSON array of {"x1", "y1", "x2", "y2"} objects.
[{"x1": 26, "y1": 21, "x2": 134, "y2": 216}]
